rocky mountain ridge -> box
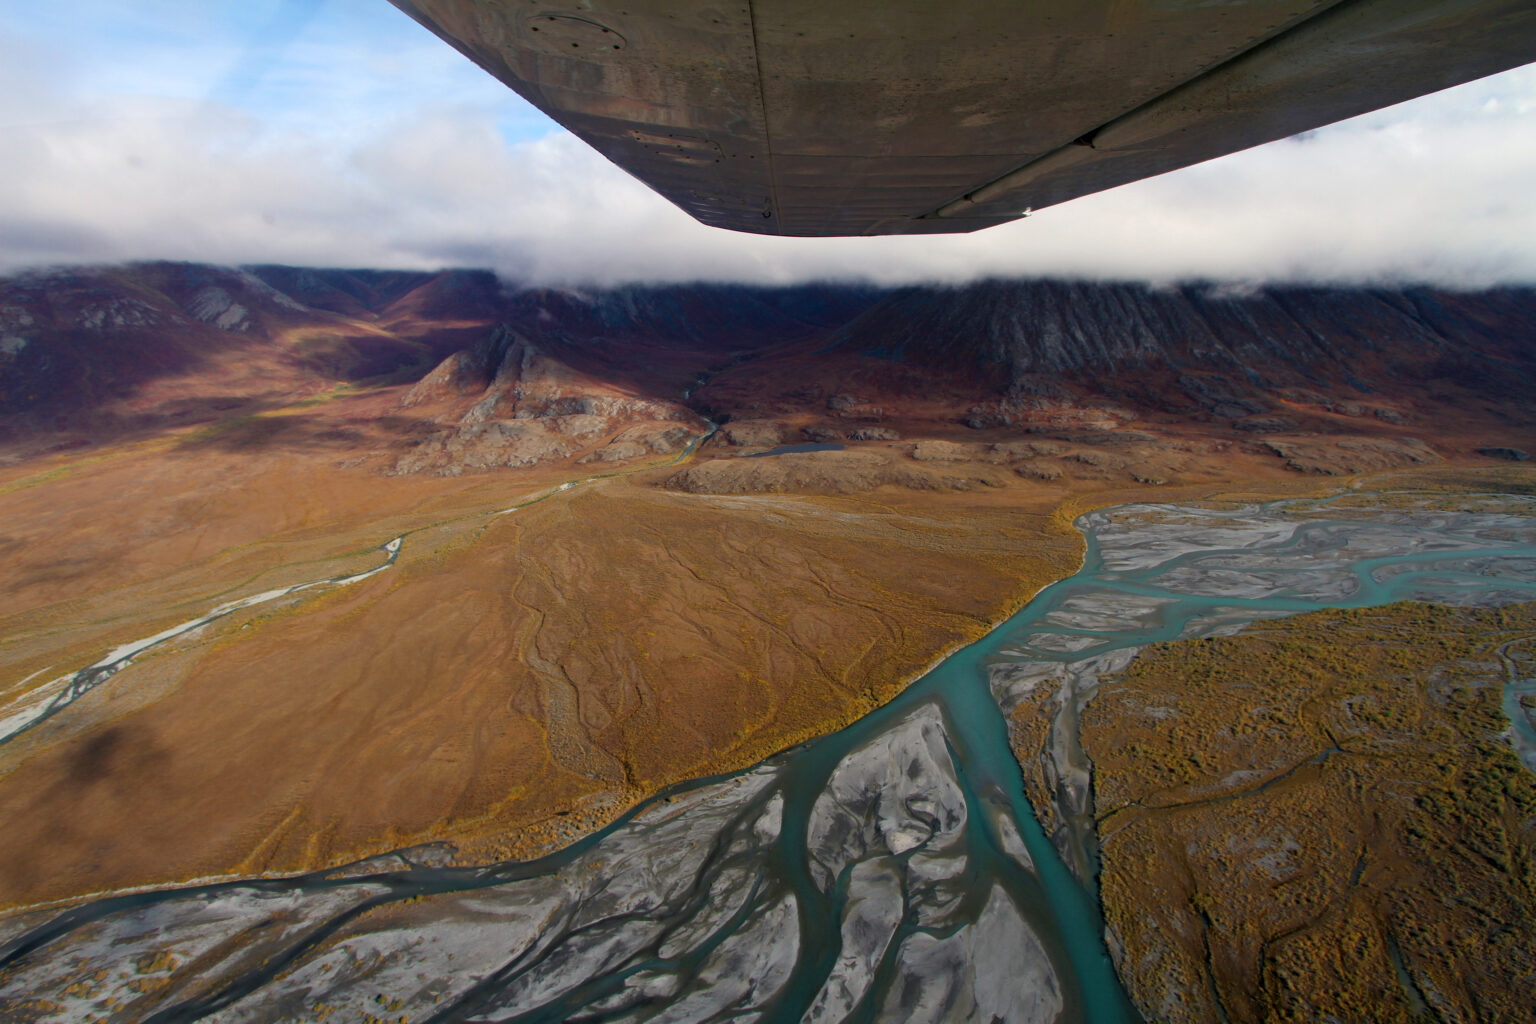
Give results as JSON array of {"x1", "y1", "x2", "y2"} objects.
[
  {"x1": 838, "y1": 278, "x2": 1532, "y2": 377},
  {"x1": 395, "y1": 324, "x2": 706, "y2": 475},
  {"x1": 827, "y1": 278, "x2": 1535, "y2": 427},
  {"x1": 0, "y1": 262, "x2": 1530, "y2": 480}
]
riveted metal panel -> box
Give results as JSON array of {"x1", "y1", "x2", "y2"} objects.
[{"x1": 388, "y1": 0, "x2": 1536, "y2": 236}]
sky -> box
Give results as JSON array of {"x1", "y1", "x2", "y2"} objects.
[{"x1": 1, "y1": 0, "x2": 1534, "y2": 288}]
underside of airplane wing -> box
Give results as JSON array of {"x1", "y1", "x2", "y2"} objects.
[{"x1": 386, "y1": 0, "x2": 1536, "y2": 237}]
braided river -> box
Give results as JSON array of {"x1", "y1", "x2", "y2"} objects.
[{"x1": 3, "y1": 493, "x2": 1535, "y2": 1023}]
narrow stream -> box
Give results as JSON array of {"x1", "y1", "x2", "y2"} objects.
[
  {"x1": 0, "y1": 419, "x2": 720, "y2": 752},
  {"x1": 0, "y1": 537, "x2": 404, "y2": 749},
  {"x1": 1, "y1": 494, "x2": 1534, "y2": 1023}
]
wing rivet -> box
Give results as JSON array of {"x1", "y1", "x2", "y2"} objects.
[{"x1": 522, "y1": 13, "x2": 627, "y2": 52}]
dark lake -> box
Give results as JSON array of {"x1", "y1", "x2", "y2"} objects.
[{"x1": 744, "y1": 442, "x2": 845, "y2": 458}]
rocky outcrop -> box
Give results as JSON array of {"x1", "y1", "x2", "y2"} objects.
[
  {"x1": 910, "y1": 440, "x2": 972, "y2": 462},
  {"x1": 667, "y1": 448, "x2": 1010, "y2": 495},
  {"x1": 848, "y1": 426, "x2": 900, "y2": 441},
  {"x1": 185, "y1": 287, "x2": 253, "y2": 332},
  {"x1": 827, "y1": 393, "x2": 885, "y2": 420},
  {"x1": 1256, "y1": 435, "x2": 1440, "y2": 474},
  {"x1": 719, "y1": 419, "x2": 785, "y2": 447},
  {"x1": 396, "y1": 325, "x2": 705, "y2": 475}
]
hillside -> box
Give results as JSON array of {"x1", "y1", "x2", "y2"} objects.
[{"x1": 0, "y1": 262, "x2": 1531, "y2": 915}]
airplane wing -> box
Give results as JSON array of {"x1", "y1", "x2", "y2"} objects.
[{"x1": 386, "y1": 0, "x2": 1536, "y2": 237}]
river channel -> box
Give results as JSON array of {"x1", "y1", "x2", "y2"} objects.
[{"x1": 2, "y1": 493, "x2": 1534, "y2": 1023}]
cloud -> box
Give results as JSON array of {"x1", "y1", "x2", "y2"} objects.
[{"x1": 1, "y1": 7, "x2": 1534, "y2": 288}]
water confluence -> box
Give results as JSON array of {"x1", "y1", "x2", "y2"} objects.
[{"x1": 2, "y1": 494, "x2": 1535, "y2": 1023}]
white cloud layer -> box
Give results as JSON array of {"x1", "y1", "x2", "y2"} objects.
[{"x1": 2, "y1": 8, "x2": 1534, "y2": 288}]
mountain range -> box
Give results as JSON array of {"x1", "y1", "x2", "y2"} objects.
[
  {"x1": 1, "y1": 261, "x2": 1534, "y2": 1023},
  {"x1": 2, "y1": 262, "x2": 1531, "y2": 480}
]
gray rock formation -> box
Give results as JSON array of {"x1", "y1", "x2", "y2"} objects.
[
  {"x1": 834, "y1": 279, "x2": 1536, "y2": 422},
  {"x1": 397, "y1": 327, "x2": 705, "y2": 475},
  {"x1": 718, "y1": 419, "x2": 784, "y2": 447},
  {"x1": 1479, "y1": 446, "x2": 1531, "y2": 461},
  {"x1": 847, "y1": 426, "x2": 900, "y2": 441}
]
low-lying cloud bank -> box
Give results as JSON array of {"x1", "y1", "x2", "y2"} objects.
[{"x1": 2, "y1": 21, "x2": 1533, "y2": 289}]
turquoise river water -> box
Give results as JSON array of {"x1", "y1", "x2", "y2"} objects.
[{"x1": 1, "y1": 494, "x2": 1535, "y2": 1023}]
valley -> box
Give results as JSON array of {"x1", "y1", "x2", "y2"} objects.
[
  {"x1": 0, "y1": 262, "x2": 1534, "y2": 1021},
  {"x1": 2, "y1": 493, "x2": 1533, "y2": 1023}
]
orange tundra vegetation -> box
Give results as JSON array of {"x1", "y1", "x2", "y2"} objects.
[
  {"x1": 1, "y1": 263, "x2": 1533, "y2": 912},
  {"x1": 0, "y1": 385, "x2": 1419, "y2": 911},
  {"x1": 1087, "y1": 601, "x2": 1536, "y2": 1024},
  {"x1": 0, "y1": 422, "x2": 1086, "y2": 908}
]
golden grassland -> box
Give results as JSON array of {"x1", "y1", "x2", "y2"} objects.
[
  {"x1": 1086, "y1": 601, "x2": 1536, "y2": 1024},
  {"x1": 0, "y1": 415, "x2": 1530, "y2": 913},
  {"x1": 0, "y1": 426, "x2": 1093, "y2": 909}
]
